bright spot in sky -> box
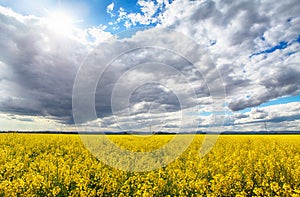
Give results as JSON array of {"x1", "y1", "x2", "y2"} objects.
[{"x1": 47, "y1": 10, "x2": 75, "y2": 35}]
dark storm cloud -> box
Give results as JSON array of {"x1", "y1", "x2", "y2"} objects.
[
  {"x1": 0, "y1": 7, "x2": 84, "y2": 121},
  {"x1": 0, "y1": 6, "x2": 213, "y2": 126}
]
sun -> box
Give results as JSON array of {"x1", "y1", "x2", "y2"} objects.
[{"x1": 47, "y1": 10, "x2": 75, "y2": 35}]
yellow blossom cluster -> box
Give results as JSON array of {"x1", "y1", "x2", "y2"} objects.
[{"x1": 0, "y1": 133, "x2": 300, "y2": 196}]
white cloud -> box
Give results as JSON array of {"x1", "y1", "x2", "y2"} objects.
[
  {"x1": 231, "y1": 102, "x2": 300, "y2": 131},
  {"x1": 158, "y1": 0, "x2": 300, "y2": 112},
  {"x1": 106, "y1": 2, "x2": 115, "y2": 17},
  {"x1": 114, "y1": 0, "x2": 171, "y2": 28}
]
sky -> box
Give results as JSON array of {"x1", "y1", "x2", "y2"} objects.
[{"x1": 0, "y1": 0, "x2": 299, "y2": 132}]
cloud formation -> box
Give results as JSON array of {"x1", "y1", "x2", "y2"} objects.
[
  {"x1": 106, "y1": 3, "x2": 115, "y2": 17},
  {"x1": 0, "y1": 6, "x2": 88, "y2": 123},
  {"x1": 0, "y1": 0, "x2": 299, "y2": 131},
  {"x1": 158, "y1": 0, "x2": 300, "y2": 111},
  {"x1": 233, "y1": 102, "x2": 300, "y2": 131}
]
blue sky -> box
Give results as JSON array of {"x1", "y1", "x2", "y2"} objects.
[
  {"x1": 0, "y1": 0, "x2": 299, "y2": 132},
  {"x1": 238, "y1": 94, "x2": 300, "y2": 113},
  {"x1": 0, "y1": 0, "x2": 166, "y2": 31},
  {"x1": 260, "y1": 94, "x2": 300, "y2": 107}
]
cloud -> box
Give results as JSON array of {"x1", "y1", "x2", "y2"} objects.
[
  {"x1": 232, "y1": 102, "x2": 300, "y2": 130},
  {"x1": 106, "y1": 2, "x2": 115, "y2": 17},
  {"x1": 157, "y1": 0, "x2": 300, "y2": 112},
  {"x1": 0, "y1": 0, "x2": 300, "y2": 131},
  {"x1": 229, "y1": 65, "x2": 300, "y2": 111},
  {"x1": 0, "y1": 5, "x2": 115, "y2": 125},
  {"x1": 249, "y1": 108, "x2": 268, "y2": 120},
  {"x1": 114, "y1": 0, "x2": 171, "y2": 28},
  {"x1": 0, "y1": 6, "x2": 90, "y2": 123},
  {"x1": 73, "y1": 27, "x2": 221, "y2": 130},
  {"x1": 0, "y1": 5, "x2": 214, "y2": 130},
  {"x1": 85, "y1": 25, "x2": 114, "y2": 45}
]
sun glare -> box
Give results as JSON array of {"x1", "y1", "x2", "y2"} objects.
[{"x1": 47, "y1": 10, "x2": 75, "y2": 35}]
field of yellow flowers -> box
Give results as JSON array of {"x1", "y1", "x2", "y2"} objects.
[{"x1": 1, "y1": 133, "x2": 300, "y2": 196}]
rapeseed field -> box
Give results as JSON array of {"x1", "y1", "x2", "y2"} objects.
[{"x1": 0, "y1": 134, "x2": 300, "y2": 196}]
